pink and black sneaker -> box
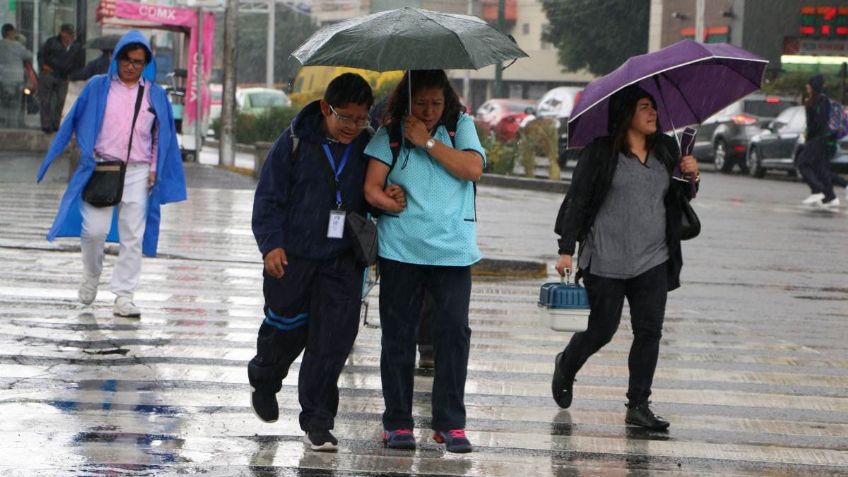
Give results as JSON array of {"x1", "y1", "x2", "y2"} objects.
[
  {"x1": 382, "y1": 428, "x2": 416, "y2": 450},
  {"x1": 433, "y1": 429, "x2": 472, "y2": 453}
]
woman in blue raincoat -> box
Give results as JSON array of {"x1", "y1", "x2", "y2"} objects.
[{"x1": 36, "y1": 30, "x2": 186, "y2": 318}]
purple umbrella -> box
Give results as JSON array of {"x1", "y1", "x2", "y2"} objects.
[{"x1": 567, "y1": 40, "x2": 768, "y2": 148}]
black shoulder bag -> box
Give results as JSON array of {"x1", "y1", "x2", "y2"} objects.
[
  {"x1": 672, "y1": 127, "x2": 700, "y2": 241},
  {"x1": 82, "y1": 83, "x2": 145, "y2": 207}
]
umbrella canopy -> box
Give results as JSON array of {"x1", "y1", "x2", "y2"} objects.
[
  {"x1": 85, "y1": 34, "x2": 123, "y2": 51},
  {"x1": 567, "y1": 40, "x2": 768, "y2": 148},
  {"x1": 291, "y1": 7, "x2": 528, "y2": 72}
]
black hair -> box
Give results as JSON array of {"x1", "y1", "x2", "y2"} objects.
[
  {"x1": 385, "y1": 70, "x2": 462, "y2": 129},
  {"x1": 60, "y1": 23, "x2": 75, "y2": 34},
  {"x1": 607, "y1": 84, "x2": 660, "y2": 155},
  {"x1": 324, "y1": 73, "x2": 374, "y2": 109},
  {"x1": 117, "y1": 42, "x2": 151, "y2": 65},
  {"x1": 1, "y1": 24, "x2": 15, "y2": 38}
]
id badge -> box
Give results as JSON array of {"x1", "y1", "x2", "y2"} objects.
[{"x1": 327, "y1": 209, "x2": 346, "y2": 239}]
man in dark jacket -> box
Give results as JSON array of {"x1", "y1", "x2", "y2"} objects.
[
  {"x1": 798, "y1": 74, "x2": 840, "y2": 208},
  {"x1": 71, "y1": 48, "x2": 112, "y2": 82},
  {"x1": 248, "y1": 73, "x2": 403, "y2": 452},
  {"x1": 37, "y1": 23, "x2": 84, "y2": 133}
]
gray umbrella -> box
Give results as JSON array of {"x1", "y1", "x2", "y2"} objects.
[
  {"x1": 291, "y1": 7, "x2": 528, "y2": 72},
  {"x1": 85, "y1": 34, "x2": 122, "y2": 51}
]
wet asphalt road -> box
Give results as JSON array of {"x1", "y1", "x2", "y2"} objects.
[{"x1": 0, "y1": 153, "x2": 847, "y2": 475}]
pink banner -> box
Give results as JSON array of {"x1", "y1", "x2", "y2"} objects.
[{"x1": 113, "y1": 1, "x2": 215, "y2": 127}]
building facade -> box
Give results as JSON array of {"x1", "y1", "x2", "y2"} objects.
[{"x1": 649, "y1": 0, "x2": 848, "y2": 78}]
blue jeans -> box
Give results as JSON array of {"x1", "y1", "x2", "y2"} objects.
[
  {"x1": 559, "y1": 261, "x2": 668, "y2": 404},
  {"x1": 378, "y1": 258, "x2": 472, "y2": 431}
]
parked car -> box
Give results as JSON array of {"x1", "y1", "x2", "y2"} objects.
[
  {"x1": 474, "y1": 98, "x2": 536, "y2": 141},
  {"x1": 235, "y1": 87, "x2": 292, "y2": 116},
  {"x1": 747, "y1": 105, "x2": 848, "y2": 178},
  {"x1": 692, "y1": 93, "x2": 798, "y2": 173},
  {"x1": 208, "y1": 83, "x2": 222, "y2": 122},
  {"x1": 526, "y1": 86, "x2": 583, "y2": 166}
]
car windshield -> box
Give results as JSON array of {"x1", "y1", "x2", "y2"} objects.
[
  {"x1": 249, "y1": 92, "x2": 286, "y2": 108},
  {"x1": 743, "y1": 99, "x2": 795, "y2": 118},
  {"x1": 506, "y1": 103, "x2": 530, "y2": 112}
]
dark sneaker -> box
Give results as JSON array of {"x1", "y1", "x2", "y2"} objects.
[
  {"x1": 433, "y1": 429, "x2": 472, "y2": 453},
  {"x1": 382, "y1": 428, "x2": 416, "y2": 450},
  {"x1": 625, "y1": 401, "x2": 670, "y2": 431},
  {"x1": 250, "y1": 388, "x2": 278, "y2": 423},
  {"x1": 552, "y1": 352, "x2": 576, "y2": 409},
  {"x1": 304, "y1": 430, "x2": 338, "y2": 452}
]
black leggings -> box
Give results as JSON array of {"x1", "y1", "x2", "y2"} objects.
[{"x1": 559, "y1": 261, "x2": 668, "y2": 404}]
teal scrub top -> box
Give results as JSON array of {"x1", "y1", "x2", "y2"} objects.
[{"x1": 365, "y1": 113, "x2": 486, "y2": 266}]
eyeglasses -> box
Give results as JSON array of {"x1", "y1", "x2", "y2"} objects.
[
  {"x1": 328, "y1": 104, "x2": 370, "y2": 129},
  {"x1": 119, "y1": 58, "x2": 146, "y2": 69}
]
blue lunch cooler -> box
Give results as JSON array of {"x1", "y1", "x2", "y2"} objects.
[{"x1": 538, "y1": 271, "x2": 590, "y2": 332}]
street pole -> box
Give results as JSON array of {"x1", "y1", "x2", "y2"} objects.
[
  {"x1": 195, "y1": 8, "x2": 204, "y2": 160},
  {"x1": 266, "y1": 0, "x2": 275, "y2": 88},
  {"x1": 220, "y1": 0, "x2": 238, "y2": 167},
  {"x1": 694, "y1": 0, "x2": 705, "y2": 43},
  {"x1": 494, "y1": 0, "x2": 504, "y2": 98}
]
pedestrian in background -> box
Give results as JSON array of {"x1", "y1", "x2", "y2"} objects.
[
  {"x1": 37, "y1": 23, "x2": 84, "y2": 133},
  {"x1": 249, "y1": 73, "x2": 403, "y2": 452},
  {"x1": 552, "y1": 85, "x2": 699, "y2": 431},
  {"x1": 364, "y1": 69, "x2": 485, "y2": 453},
  {"x1": 798, "y1": 74, "x2": 841, "y2": 209},
  {"x1": 0, "y1": 23, "x2": 33, "y2": 128},
  {"x1": 36, "y1": 31, "x2": 186, "y2": 318},
  {"x1": 71, "y1": 47, "x2": 113, "y2": 82}
]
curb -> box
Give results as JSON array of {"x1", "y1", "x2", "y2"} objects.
[
  {"x1": 478, "y1": 173, "x2": 570, "y2": 194},
  {"x1": 472, "y1": 257, "x2": 547, "y2": 279}
]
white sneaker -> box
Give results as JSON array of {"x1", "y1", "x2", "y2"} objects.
[
  {"x1": 114, "y1": 296, "x2": 141, "y2": 318},
  {"x1": 821, "y1": 197, "x2": 840, "y2": 209},
  {"x1": 802, "y1": 193, "x2": 825, "y2": 205},
  {"x1": 78, "y1": 275, "x2": 99, "y2": 305}
]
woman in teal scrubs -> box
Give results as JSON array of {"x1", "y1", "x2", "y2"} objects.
[{"x1": 363, "y1": 70, "x2": 486, "y2": 453}]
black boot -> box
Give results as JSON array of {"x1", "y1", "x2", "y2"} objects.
[
  {"x1": 551, "y1": 352, "x2": 576, "y2": 409},
  {"x1": 625, "y1": 401, "x2": 669, "y2": 431}
]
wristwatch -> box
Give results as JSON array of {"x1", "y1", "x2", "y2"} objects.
[{"x1": 424, "y1": 138, "x2": 436, "y2": 151}]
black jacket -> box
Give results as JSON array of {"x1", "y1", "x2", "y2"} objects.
[
  {"x1": 252, "y1": 101, "x2": 371, "y2": 260},
  {"x1": 554, "y1": 134, "x2": 692, "y2": 291},
  {"x1": 805, "y1": 94, "x2": 833, "y2": 142},
  {"x1": 38, "y1": 36, "x2": 84, "y2": 79}
]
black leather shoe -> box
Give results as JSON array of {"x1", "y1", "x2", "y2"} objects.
[
  {"x1": 551, "y1": 352, "x2": 575, "y2": 409},
  {"x1": 251, "y1": 388, "x2": 279, "y2": 423},
  {"x1": 625, "y1": 401, "x2": 670, "y2": 431}
]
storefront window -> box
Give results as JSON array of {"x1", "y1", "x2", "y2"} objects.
[{"x1": 1, "y1": 0, "x2": 80, "y2": 130}]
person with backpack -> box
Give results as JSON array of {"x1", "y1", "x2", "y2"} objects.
[
  {"x1": 249, "y1": 73, "x2": 404, "y2": 452},
  {"x1": 363, "y1": 70, "x2": 485, "y2": 453},
  {"x1": 798, "y1": 74, "x2": 841, "y2": 209}
]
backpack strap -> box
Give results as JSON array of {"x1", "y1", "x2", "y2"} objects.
[{"x1": 289, "y1": 129, "x2": 300, "y2": 162}]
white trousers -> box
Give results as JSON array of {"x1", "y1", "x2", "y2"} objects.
[{"x1": 81, "y1": 162, "x2": 150, "y2": 299}]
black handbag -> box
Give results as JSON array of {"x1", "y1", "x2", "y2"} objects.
[
  {"x1": 346, "y1": 212, "x2": 378, "y2": 267},
  {"x1": 82, "y1": 83, "x2": 145, "y2": 207},
  {"x1": 673, "y1": 126, "x2": 700, "y2": 241},
  {"x1": 672, "y1": 178, "x2": 700, "y2": 241}
]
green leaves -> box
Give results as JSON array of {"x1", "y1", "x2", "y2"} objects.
[{"x1": 541, "y1": 0, "x2": 650, "y2": 76}]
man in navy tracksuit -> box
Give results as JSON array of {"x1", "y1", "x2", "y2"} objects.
[{"x1": 248, "y1": 73, "x2": 402, "y2": 451}]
